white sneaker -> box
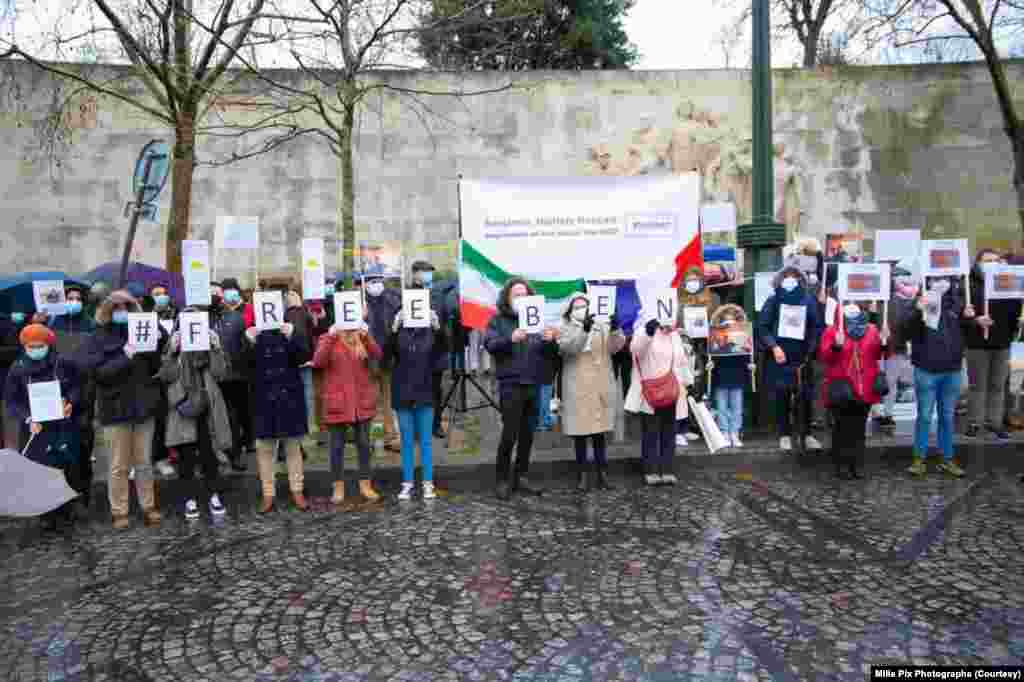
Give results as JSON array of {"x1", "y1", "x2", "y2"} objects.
[
  {"x1": 184, "y1": 499, "x2": 199, "y2": 520},
  {"x1": 128, "y1": 467, "x2": 135, "y2": 481},
  {"x1": 805, "y1": 435, "x2": 823, "y2": 450},
  {"x1": 216, "y1": 451, "x2": 230, "y2": 465},
  {"x1": 398, "y1": 482, "x2": 414, "y2": 501},
  {"x1": 662, "y1": 473, "x2": 678, "y2": 485},
  {"x1": 686, "y1": 432, "x2": 700, "y2": 441},
  {"x1": 779, "y1": 436, "x2": 792, "y2": 451},
  {"x1": 731, "y1": 433, "x2": 744, "y2": 448},
  {"x1": 209, "y1": 494, "x2": 226, "y2": 517},
  {"x1": 155, "y1": 460, "x2": 175, "y2": 477},
  {"x1": 645, "y1": 474, "x2": 662, "y2": 486},
  {"x1": 422, "y1": 481, "x2": 436, "y2": 500},
  {"x1": 675, "y1": 435, "x2": 688, "y2": 447}
]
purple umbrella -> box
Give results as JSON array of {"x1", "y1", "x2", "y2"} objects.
[{"x1": 81, "y1": 262, "x2": 185, "y2": 308}]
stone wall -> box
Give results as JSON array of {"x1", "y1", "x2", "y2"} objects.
[{"x1": 0, "y1": 59, "x2": 1020, "y2": 283}]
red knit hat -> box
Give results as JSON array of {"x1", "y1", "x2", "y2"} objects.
[{"x1": 19, "y1": 324, "x2": 55, "y2": 347}]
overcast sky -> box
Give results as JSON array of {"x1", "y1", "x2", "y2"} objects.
[{"x1": 624, "y1": 0, "x2": 736, "y2": 70}]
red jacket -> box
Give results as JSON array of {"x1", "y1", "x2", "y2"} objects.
[
  {"x1": 310, "y1": 331, "x2": 383, "y2": 424},
  {"x1": 818, "y1": 324, "x2": 884, "y2": 407}
]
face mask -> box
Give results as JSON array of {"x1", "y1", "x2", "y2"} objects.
[
  {"x1": 224, "y1": 290, "x2": 241, "y2": 305},
  {"x1": 366, "y1": 282, "x2": 384, "y2": 297},
  {"x1": 26, "y1": 347, "x2": 48, "y2": 361},
  {"x1": 571, "y1": 307, "x2": 587, "y2": 323},
  {"x1": 417, "y1": 272, "x2": 433, "y2": 288},
  {"x1": 781, "y1": 277, "x2": 798, "y2": 292},
  {"x1": 112, "y1": 310, "x2": 129, "y2": 325},
  {"x1": 66, "y1": 301, "x2": 83, "y2": 315},
  {"x1": 154, "y1": 295, "x2": 170, "y2": 309},
  {"x1": 807, "y1": 273, "x2": 820, "y2": 287},
  {"x1": 11, "y1": 313, "x2": 24, "y2": 324},
  {"x1": 843, "y1": 304, "x2": 862, "y2": 318},
  {"x1": 981, "y1": 261, "x2": 999, "y2": 274},
  {"x1": 684, "y1": 280, "x2": 700, "y2": 294}
]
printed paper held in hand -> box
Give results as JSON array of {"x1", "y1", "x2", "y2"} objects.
[
  {"x1": 28, "y1": 380, "x2": 64, "y2": 423},
  {"x1": 516, "y1": 296, "x2": 546, "y2": 333},
  {"x1": 301, "y1": 238, "x2": 325, "y2": 301},
  {"x1": 588, "y1": 286, "x2": 616, "y2": 323},
  {"x1": 754, "y1": 273, "x2": 775, "y2": 312},
  {"x1": 777, "y1": 304, "x2": 807, "y2": 341},
  {"x1": 126, "y1": 313, "x2": 159, "y2": 352},
  {"x1": 253, "y1": 291, "x2": 284, "y2": 331},
  {"x1": 32, "y1": 281, "x2": 66, "y2": 316},
  {"x1": 182, "y1": 240, "x2": 211, "y2": 307},
  {"x1": 825, "y1": 298, "x2": 838, "y2": 327},
  {"x1": 333, "y1": 292, "x2": 363, "y2": 330},
  {"x1": 683, "y1": 306, "x2": 709, "y2": 339},
  {"x1": 985, "y1": 265, "x2": 1024, "y2": 300},
  {"x1": 402, "y1": 290, "x2": 431, "y2": 329},
  {"x1": 180, "y1": 311, "x2": 210, "y2": 352},
  {"x1": 924, "y1": 293, "x2": 942, "y2": 331}
]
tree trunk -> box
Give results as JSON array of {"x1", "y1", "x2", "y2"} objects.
[
  {"x1": 802, "y1": 28, "x2": 819, "y2": 68},
  {"x1": 166, "y1": 110, "x2": 196, "y2": 275},
  {"x1": 340, "y1": 101, "x2": 356, "y2": 287},
  {"x1": 1013, "y1": 131, "x2": 1024, "y2": 248}
]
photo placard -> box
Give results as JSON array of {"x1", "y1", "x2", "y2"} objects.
[
  {"x1": 837, "y1": 263, "x2": 891, "y2": 302},
  {"x1": 682, "y1": 306, "x2": 709, "y2": 339},
  {"x1": 985, "y1": 265, "x2": 1024, "y2": 300},
  {"x1": 708, "y1": 322, "x2": 753, "y2": 356},
  {"x1": 778, "y1": 304, "x2": 807, "y2": 341},
  {"x1": 28, "y1": 381, "x2": 63, "y2": 423},
  {"x1": 32, "y1": 280, "x2": 65, "y2": 316},
  {"x1": 921, "y1": 239, "x2": 969, "y2": 277}
]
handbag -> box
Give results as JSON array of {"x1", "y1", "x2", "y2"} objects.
[
  {"x1": 635, "y1": 341, "x2": 680, "y2": 410},
  {"x1": 176, "y1": 388, "x2": 209, "y2": 419}
]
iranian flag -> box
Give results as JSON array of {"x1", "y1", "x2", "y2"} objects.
[{"x1": 460, "y1": 240, "x2": 586, "y2": 330}]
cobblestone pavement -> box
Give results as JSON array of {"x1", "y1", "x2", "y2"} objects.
[{"x1": 1, "y1": 457, "x2": 1022, "y2": 681}]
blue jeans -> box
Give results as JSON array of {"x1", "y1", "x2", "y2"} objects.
[
  {"x1": 714, "y1": 386, "x2": 744, "y2": 434},
  {"x1": 537, "y1": 384, "x2": 554, "y2": 430},
  {"x1": 913, "y1": 368, "x2": 961, "y2": 461},
  {"x1": 397, "y1": 406, "x2": 433, "y2": 483}
]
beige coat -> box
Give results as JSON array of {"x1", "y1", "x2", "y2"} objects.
[
  {"x1": 624, "y1": 328, "x2": 694, "y2": 419},
  {"x1": 557, "y1": 319, "x2": 627, "y2": 436}
]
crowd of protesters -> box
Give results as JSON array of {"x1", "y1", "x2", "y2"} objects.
[{"x1": 2, "y1": 244, "x2": 1022, "y2": 531}]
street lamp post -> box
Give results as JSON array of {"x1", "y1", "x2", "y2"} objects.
[{"x1": 739, "y1": 0, "x2": 786, "y2": 427}]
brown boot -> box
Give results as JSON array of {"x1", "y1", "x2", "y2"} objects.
[
  {"x1": 359, "y1": 479, "x2": 381, "y2": 502},
  {"x1": 112, "y1": 515, "x2": 130, "y2": 530},
  {"x1": 292, "y1": 492, "x2": 309, "y2": 511},
  {"x1": 259, "y1": 496, "x2": 275, "y2": 514},
  {"x1": 331, "y1": 481, "x2": 345, "y2": 505},
  {"x1": 143, "y1": 508, "x2": 162, "y2": 527}
]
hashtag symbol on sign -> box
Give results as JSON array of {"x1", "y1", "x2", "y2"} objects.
[{"x1": 136, "y1": 321, "x2": 151, "y2": 344}]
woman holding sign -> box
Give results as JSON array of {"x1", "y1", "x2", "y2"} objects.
[
  {"x1": 964, "y1": 249, "x2": 1020, "y2": 441},
  {"x1": 557, "y1": 292, "x2": 626, "y2": 492},
  {"x1": 3, "y1": 324, "x2": 83, "y2": 529}
]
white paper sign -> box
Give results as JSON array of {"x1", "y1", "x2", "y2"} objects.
[
  {"x1": 160, "y1": 319, "x2": 175, "y2": 335},
  {"x1": 253, "y1": 291, "x2": 284, "y2": 331},
  {"x1": 516, "y1": 296, "x2": 546, "y2": 333},
  {"x1": 126, "y1": 313, "x2": 159, "y2": 352},
  {"x1": 875, "y1": 229, "x2": 921, "y2": 264},
  {"x1": 837, "y1": 263, "x2": 891, "y2": 302},
  {"x1": 32, "y1": 281, "x2": 65, "y2": 316},
  {"x1": 301, "y1": 238, "x2": 325, "y2": 301},
  {"x1": 28, "y1": 380, "x2": 63, "y2": 423},
  {"x1": 402, "y1": 289, "x2": 431, "y2": 329},
  {"x1": 333, "y1": 292, "x2": 363, "y2": 330},
  {"x1": 924, "y1": 292, "x2": 942, "y2": 330},
  {"x1": 645, "y1": 289, "x2": 677, "y2": 324},
  {"x1": 754, "y1": 273, "x2": 775, "y2": 312},
  {"x1": 921, "y1": 239, "x2": 969, "y2": 277},
  {"x1": 182, "y1": 240, "x2": 211, "y2": 307},
  {"x1": 589, "y1": 286, "x2": 616, "y2": 323},
  {"x1": 218, "y1": 216, "x2": 260, "y2": 250},
  {"x1": 180, "y1": 312, "x2": 210, "y2": 352},
  {"x1": 825, "y1": 298, "x2": 838, "y2": 327},
  {"x1": 778, "y1": 304, "x2": 807, "y2": 341},
  {"x1": 985, "y1": 265, "x2": 1024, "y2": 300},
  {"x1": 700, "y1": 202, "x2": 737, "y2": 234},
  {"x1": 683, "y1": 306, "x2": 709, "y2": 339}
]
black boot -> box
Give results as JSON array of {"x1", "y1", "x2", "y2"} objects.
[
  {"x1": 495, "y1": 480, "x2": 511, "y2": 501},
  {"x1": 513, "y1": 474, "x2": 543, "y2": 496},
  {"x1": 595, "y1": 464, "x2": 613, "y2": 491},
  {"x1": 575, "y1": 466, "x2": 590, "y2": 493}
]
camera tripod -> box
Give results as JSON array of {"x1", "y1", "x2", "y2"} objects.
[{"x1": 439, "y1": 360, "x2": 500, "y2": 448}]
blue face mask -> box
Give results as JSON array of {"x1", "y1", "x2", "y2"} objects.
[
  {"x1": 11, "y1": 313, "x2": 24, "y2": 324},
  {"x1": 418, "y1": 272, "x2": 433, "y2": 288},
  {"x1": 153, "y1": 295, "x2": 170, "y2": 309},
  {"x1": 224, "y1": 290, "x2": 241, "y2": 305},
  {"x1": 66, "y1": 301, "x2": 83, "y2": 316},
  {"x1": 112, "y1": 310, "x2": 129, "y2": 325},
  {"x1": 26, "y1": 347, "x2": 49, "y2": 361}
]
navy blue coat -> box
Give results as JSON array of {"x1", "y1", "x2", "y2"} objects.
[
  {"x1": 0, "y1": 317, "x2": 22, "y2": 392},
  {"x1": 483, "y1": 309, "x2": 559, "y2": 389},
  {"x1": 3, "y1": 351, "x2": 82, "y2": 464},
  {"x1": 48, "y1": 312, "x2": 96, "y2": 336},
  {"x1": 757, "y1": 288, "x2": 822, "y2": 389},
  {"x1": 711, "y1": 355, "x2": 749, "y2": 390},
  {"x1": 365, "y1": 288, "x2": 402, "y2": 369},
  {"x1": 903, "y1": 291, "x2": 970, "y2": 374},
  {"x1": 214, "y1": 306, "x2": 249, "y2": 381},
  {"x1": 246, "y1": 329, "x2": 308, "y2": 439},
  {"x1": 388, "y1": 327, "x2": 436, "y2": 409},
  {"x1": 80, "y1": 324, "x2": 167, "y2": 426}
]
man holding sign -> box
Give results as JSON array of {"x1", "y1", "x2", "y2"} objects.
[
  {"x1": 360, "y1": 275, "x2": 402, "y2": 451},
  {"x1": 964, "y1": 249, "x2": 1022, "y2": 440},
  {"x1": 484, "y1": 278, "x2": 561, "y2": 500},
  {"x1": 3, "y1": 324, "x2": 85, "y2": 529}
]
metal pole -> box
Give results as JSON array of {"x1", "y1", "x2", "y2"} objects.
[{"x1": 118, "y1": 154, "x2": 155, "y2": 289}]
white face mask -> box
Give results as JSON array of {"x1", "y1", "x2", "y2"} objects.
[
  {"x1": 930, "y1": 279, "x2": 950, "y2": 296},
  {"x1": 684, "y1": 280, "x2": 700, "y2": 294},
  {"x1": 571, "y1": 307, "x2": 587, "y2": 323},
  {"x1": 981, "y1": 261, "x2": 1000, "y2": 274},
  {"x1": 843, "y1": 304, "x2": 862, "y2": 318},
  {"x1": 366, "y1": 282, "x2": 384, "y2": 297},
  {"x1": 781, "y1": 277, "x2": 798, "y2": 292}
]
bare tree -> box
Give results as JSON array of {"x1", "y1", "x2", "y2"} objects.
[
  {"x1": 862, "y1": 0, "x2": 1024, "y2": 240},
  {"x1": 715, "y1": 0, "x2": 866, "y2": 67},
  {"x1": 194, "y1": 0, "x2": 519, "y2": 281},
  {"x1": 1, "y1": 0, "x2": 300, "y2": 273}
]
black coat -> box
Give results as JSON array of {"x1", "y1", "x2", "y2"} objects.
[
  {"x1": 964, "y1": 270, "x2": 1022, "y2": 350},
  {"x1": 388, "y1": 327, "x2": 436, "y2": 409},
  {"x1": 81, "y1": 324, "x2": 167, "y2": 426},
  {"x1": 285, "y1": 306, "x2": 314, "y2": 364},
  {"x1": 903, "y1": 291, "x2": 969, "y2": 374},
  {"x1": 365, "y1": 288, "x2": 402, "y2": 368},
  {"x1": 214, "y1": 306, "x2": 249, "y2": 381},
  {"x1": 756, "y1": 287, "x2": 822, "y2": 389},
  {"x1": 0, "y1": 317, "x2": 22, "y2": 390},
  {"x1": 429, "y1": 282, "x2": 455, "y2": 372},
  {"x1": 246, "y1": 330, "x2": 308, "y2": 440},
  {"x1": 483, "y1": 309, "x2": 559, "y2": 388},
  {"x1": 3, "y1": 352, "x2": 82, "y2": 463}
]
